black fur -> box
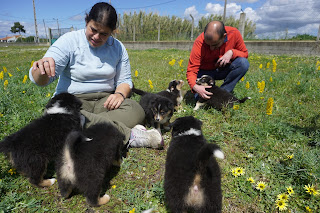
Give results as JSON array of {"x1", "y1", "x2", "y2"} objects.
[
  {"x1": 132, "y1": 85, "x2": 175, "y2": 132},
  {"x1": 155, "y1": 80, "x2": 184, "y2": 109},
  {"x1": 0, "y1": 93, "x2": 82, "y2": 187},
  {"x1": 164, "y1": 116, "x2": 223, "y2": 213},
  {"x1": 194, "y1": 75, "x2": 250, "y2": 110},
  {"x1": 56, "y1": 122, "x2": 125, "y2": 207}
]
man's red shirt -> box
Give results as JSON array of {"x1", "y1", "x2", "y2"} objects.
[{"x1": 187, "y1": 26, "x2": 248, "y2": 89}]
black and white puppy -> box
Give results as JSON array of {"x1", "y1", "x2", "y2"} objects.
[
  {"x1": 164, "y1": 116, "x2": 224, "y2": 213},
  {"x1": 0, "y1": 93, "x2": 82, "y2": 187},
  {"x1": 156, "y1": 80, "x2": 184, "y2": 110},
  {"x1": 194, "y1": 75, "x2": 250, "y2": 111},
  {"x1": 132, "y1": 85, "x2": 175, "y2": 132},
  {"x1": 56, "y1": 123, "x2": 125, "y2": 206}
]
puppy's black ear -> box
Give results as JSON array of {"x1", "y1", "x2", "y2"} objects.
[{"x1": 209, "y1": 79, "x2": 215, "y2": 86}]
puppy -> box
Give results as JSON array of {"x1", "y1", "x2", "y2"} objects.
[
  {"x1": 156, "y1": 80, "x2": 184, "y2": 110},
  {"x1": 194, "y1": 75, "x2": 250, "y2": 111},
  {"x1": 164, "y1": 116, "x2": 224, "y2": 213},
  {"x1": 0, "y1": 93, "x2": 82, "y2": 187},
  {"x1": 132, "y1": 85, "x2": 175, "y2": 132},
  {"x1": 56, "y1": 123, "x2": 125, "y2": 206}
]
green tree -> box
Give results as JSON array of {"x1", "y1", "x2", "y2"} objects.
[{"x1": 10, "y1": 22, "x2": 26, "y2": 35}]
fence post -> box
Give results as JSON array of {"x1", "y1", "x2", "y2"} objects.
[
  {"x1": 317, "y1": 24, "x2": 320, "y2": 42},
  {"x1": 133, "y1": 25, "x2": 135, "y2": 42},
  {"x1": 158, "y1": 23, "x2": 160, "y2": 41},
  {"x1": 190, "y1": 14, "x2": 194, "y2": 41},
  {"x1": 48, "y1": 28, "x2": 52, "y2": 44},
  {"x1": 239, "y1": 12, "x2": 246, "y2": 39}
]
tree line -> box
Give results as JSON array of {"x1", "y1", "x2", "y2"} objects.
[{"x1": 115, "y1": 11, "x2": 256, "y2": 41}]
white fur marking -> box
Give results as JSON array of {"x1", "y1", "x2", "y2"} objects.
[
  {"x1": 193, "y1": 102, "x2": 205, "y2": 110},
  {"x1": 49, "y1": 178, "x2": 56, "y2": 186},
  {"x1": 213, "y1": 150, "x2": 225, "y2": 159},
  {"x1": 177, "y1": 128, "x2": 201, "y2": 137},
  {"x1": 85, "y1": 137, "x2": 93, "y2": 142},
  {"x1": 46, "y1": 102, "x2": 70, "y2": 115},
  {"x1": 142, "y1": 209, "x2": 154, "y2": 213},
  {"x1": 60, "y1": 146, "x2": 76, "y2": 183},
  {"x1": 248, "y1": 97, "x2": 252, "y2": 99}
]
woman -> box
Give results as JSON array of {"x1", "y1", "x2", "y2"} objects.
[{"x1": 29, "y1": 2, "x2": 163, "y2": 149}]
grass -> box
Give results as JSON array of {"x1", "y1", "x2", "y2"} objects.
[{"x1": 1, "y1": 46, "x2": 320, "y2": 212}]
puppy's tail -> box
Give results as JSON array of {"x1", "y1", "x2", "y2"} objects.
[
  {"x1": 65, "y1": 131, "x2": 87, "y2": 149},
  {"x1": 239, "y1": 97, "x2": 251, "y2": 103},
  {"x1": 132, "y1": 86, "x2": 148, "y2": 96},
  {"x1": 196, "y1": 143, "x2": 224, "y2": 170}
]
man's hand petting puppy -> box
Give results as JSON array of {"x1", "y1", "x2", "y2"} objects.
[{"x1": 193, "y1": 84, "x2": 212, "y2": 100}]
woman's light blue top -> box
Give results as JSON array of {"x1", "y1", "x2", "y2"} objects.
[{"x1": 29, "y1": 29, "x2": 132, "y2": 95}]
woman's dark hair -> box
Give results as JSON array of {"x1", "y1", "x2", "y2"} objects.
[{"x1": 85, "y1": 2, "x2": 117, "y2": 30}]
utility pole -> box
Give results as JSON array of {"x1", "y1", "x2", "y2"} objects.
[
  {"x1": 32, "y1": 0, "x2": 39, "y2": 43},
  {"x1": 223, "y1": 0, "x2": 227, "y2": 23},
  {"x1": 190, "y1": 14, "x2": 194, "y2": 41}
]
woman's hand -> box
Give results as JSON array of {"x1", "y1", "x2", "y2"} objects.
[
  {"x1": 32, "y1": 57, "x2": 56, "y2": 77},
  {"x1": 104, "y1": 93, "x2": 125, "y2": 110}
]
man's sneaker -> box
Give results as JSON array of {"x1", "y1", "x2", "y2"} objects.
[{"x1": 129, "y1": 125, "x2": 164, "y2": 149}]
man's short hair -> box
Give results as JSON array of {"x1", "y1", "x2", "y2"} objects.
[{"x1": 204, "y1": 21, "x2": 226, "y2": 40}]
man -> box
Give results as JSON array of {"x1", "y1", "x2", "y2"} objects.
[{"x1": 187, "y1": 20, "x2": 249, "y2": 99}]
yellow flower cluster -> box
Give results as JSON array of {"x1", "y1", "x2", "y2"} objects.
[
  {"x1": 129, "y1": 208, "x2": 135, "y2": 213},
  {"x1": 272, "y1": 59, "x2": 277, "y2": 72},
  {"x1": 168, "y1": 59, "x2": 176, "y2": 66},
  {"x1": 266, "y1": 98, "x2": 274, "y2": 115},
  {"x1": 22, "y1": 75, "x2": 28, "y2": 84},
  {"x1": 275, "y1": 186, "x2": 295, "y2": 211},
  {"x1": 257, "y1": 81, "x2": 265, "y2": 93},
  {"x1": 134, "y1": 70, "x2": 138, "y2": 77},
  {"x1": 148, "y1": 80, "x2": 154, "y2": 90},
  {"x1": 178, "y1": 59, "x2": 183, "y2": 67},
  {"x1": 8, "y1": 168, "x2": 16, "y2": 175},
  {"x1": 233, "y1": 105, "x2": 240, "y2": 110},
  {"x1": 245, "y1": 81, "x2": 250, "y2": 89},
  {"x1": 256, "y1": 181, "x2": 266, "y2": 191}
]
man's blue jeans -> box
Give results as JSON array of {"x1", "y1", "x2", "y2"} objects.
[{"x1": 197, "y1": 57, "x2": 249, "y2": 93}]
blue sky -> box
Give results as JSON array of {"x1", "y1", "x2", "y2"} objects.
[{"x1": 0, "y1": 0, "x2": 319, "y2": 39}]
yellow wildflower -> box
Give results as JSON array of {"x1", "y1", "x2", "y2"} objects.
[
  {"x1": 269, "y1": 77, "x2": 273, "y2": 82},
  {"x1": 259, "y1": 64, "x2": 262, "y2": 69},
  {"x1": 305, "y1": 206, "x2": 312, "y2": 212},
  {"x1": 0, "y1": 112, "x2": 3, "y2": 117},
  {"x1": 258, "y1": 81, "x2": 265, "y2": 93},
  {"x1": 22, "y1": 75, "x2": 28, "y2": 83},
  {"x1": 266, "y1": 62, "x2": 270, "y2": 68},
  {"x1": 8, "y1": 72, "x2": 12, "y2": 77},
  {"x1": 46, "y1": 93, "x2": 51, "y2": 97},
  {"x1": 275, "y1": 199, "x2": 288, "y2": 211},
  {"x1": 4, "y1": 80, "x2": 8, "y2": 89},
  {"x1": 297, "y1": 81, "x2": 300, "y2": 85},
  {"x1": 245, "y1": 81, "x2": 250, "y2": 89},
  {"x1": 272, "y1": 59, "x2": 277, "y2": 72},
  {"x1": 231, "y1": 167, "x2": 245, "y2": 177},
  {"x1": 277, "y1": 193, "x2": 289, "y2": 201},
  {"x1": 304, "y1": 184, "x2": 319, "y2": 196},
  {"x1": 16, "y1": 67, "x2": 20, "y2": 71},
  {"x1": 31, "y1": 60, "x2": 34, "y2": 68},
  {"x1": 148, "y1": 80, "x2": 154, "y2": 90},
  {"x1": 317, "y1": 66, "x2": 320, "y2": 71},
  {"x1": 134, "y1": 70, "x2": 138, "y2": 77},
  {"x1": 112, "y1": 185, "x2": 116, "y2": 189},
  {"x1": 286, "y1": 186, "x2": 294, "y2": 196},
  {"x1": 233, "y1": 105, "x2": 239, "y2": 110},
  {"x1": 286, "y1": 154, "x2": 294, "y2": 159},
  {"x1": 266, "y1": 98, "x2": 274, "y2": 115},
  {"x1": 178, "y1": 59, "x2": 183, "y2": 67},
  {"x1": 256, "y1": 181, "x2": 266, "y2": 191},
  {"x1": 247, "y1": 177, "x2": 255, "y2": 183},
  {"x1": 129, "y1": 208, "x2": 135, "y2": 213},
  {"x1": 241, "y1": 77, "x2": 244, "y2": 81},
  {"x1": 0, "y1": 71, "x2": 3, "y2": 80},
  {"x1": 168, "y1": 59, "x2": 176, "y2": 66},
  {"x1": 8, "y1": 168, "x2": 16, "y2": 175},
  {"x1": 3, "y1": 66, "x2": 7, "y2": 72}
]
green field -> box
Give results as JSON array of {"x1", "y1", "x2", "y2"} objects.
[{"x1": 0, "y1": 46, "x2": 319, "y2": 212}]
